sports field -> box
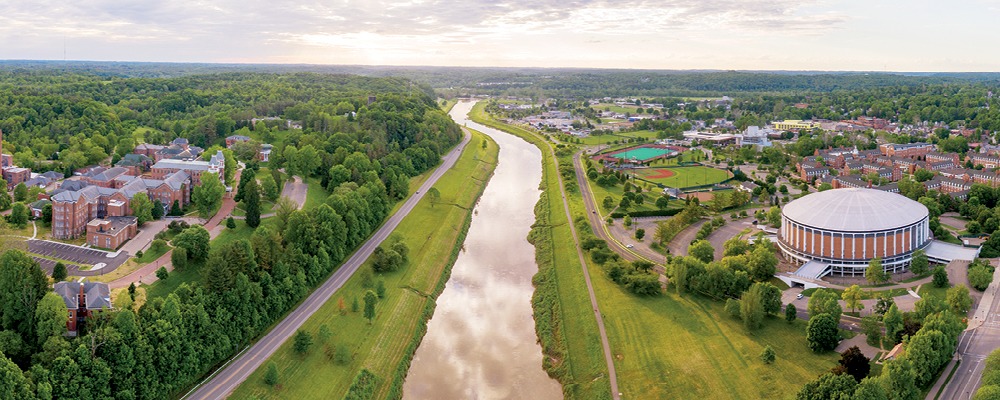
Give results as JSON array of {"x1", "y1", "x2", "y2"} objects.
[
  {"x1": 613, "y1": 147, "x2": 675, "y2": 161},
  {"x1": 633, "y1": 166, "x2": 731, "y2": 188}
]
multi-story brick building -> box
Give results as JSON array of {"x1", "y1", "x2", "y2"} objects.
[
  {"x1": 879, "y1": 142, "x2": 934, "y2": 158},
  {"x1": 50, "y1": 170, "x2": 191, "y2": 240},
  {"x1": 926, "y1": 152, "x2": 960, "y2": 165},
  {"x1": 150, "y1": 150, "x2": 225, "y2": 186},
  {"x1": 970, "y1": 153, "x2": 1000, "y2": 169},
  {"x1": 86, "y1": 216, "x2": 137, "y2": 250}
]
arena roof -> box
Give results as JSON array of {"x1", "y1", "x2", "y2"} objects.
[{"x1": 782, "y1": 188, "x2": 928, "y2": 232}]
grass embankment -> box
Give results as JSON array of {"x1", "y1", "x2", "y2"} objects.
[
  {"x1": 475, "y1": 103, "x2": 839, "y2": 399},
  {"x1": 229, "y1": 129, "x2": 498, "y2": 399},
  {"x1": 471, "y1": 102, "x2": 612, "y2": 399}
]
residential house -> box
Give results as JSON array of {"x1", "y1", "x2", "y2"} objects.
[
  {"x1": 225, "y1": 135, "x2": 251, "y2": 148},
  {"x1": 54, "y1": 281, "x2": 112, "y2": 336}
]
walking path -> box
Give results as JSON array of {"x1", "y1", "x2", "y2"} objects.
[
  {"x1": 183, "y1": 129, "x2": 471, "y2": 400},
  {"x1": 536, "y1": 139, "x2": 622, "y2": 398}
]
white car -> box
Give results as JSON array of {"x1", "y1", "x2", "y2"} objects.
[
  {"x1": 626, "y1": 244, "x2": 634, "y2": 249},
  {"x1": 796, "y1": 293, "x2": 804, "y2": 300}
]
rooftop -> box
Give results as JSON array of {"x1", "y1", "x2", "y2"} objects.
[{"x1": 782, "y1": 188, "x2": 928, "y2": 232}]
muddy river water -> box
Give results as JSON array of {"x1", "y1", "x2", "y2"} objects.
[{"x1": 401, "y1": 101, "x2": 562, "y2": 399}]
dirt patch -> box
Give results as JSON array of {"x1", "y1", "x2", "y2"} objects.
[
  {"x1": 684, "y1": 192, "x2": 716, "y2": 202},
  {"x1": 643, "y1": 168, "x2": 676, "y2": 179}
]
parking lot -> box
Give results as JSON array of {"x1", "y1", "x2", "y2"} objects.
[{"x1": 27, "y1": 240, "x2": 129, "y2": 276}]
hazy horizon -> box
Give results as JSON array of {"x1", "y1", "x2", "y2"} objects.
[{"x1": 2, "y1": 0, "x2": 999, "y2": 72}]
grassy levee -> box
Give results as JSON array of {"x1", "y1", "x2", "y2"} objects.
[
  {"x1": 229, "y1": 129, "x2": 498, "y2": 400},
  {"x1": 470, "y1": 102, "x2": 612, "y2": 399},
  {"x1": 475, "y1": 104, "x2": 840, "y2": 399}
]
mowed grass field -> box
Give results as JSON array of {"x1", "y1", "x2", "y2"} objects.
[
  {"x1": 634, "y1": 165, "x2": 731, "y2": 188},
  {"x1": 595, "y1": 285, "x2": 839, "y2": 399},
  {"x1": 229, "y1": 130, "x2": 499, "y2": 399}
]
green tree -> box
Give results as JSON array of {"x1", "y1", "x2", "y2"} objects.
[
  {"x1": 740, "y1": 285, "x2": 765, "y2": 330},
  {"x1": 8, "y1": 202, "x2": 28, "y2": 228},
  {"x1": 243, "y1": 176, "x2": 261, "y2": 228},
  {"x1": 688, "y1": 240, "x2": 715, "y2": 263},
  {"x1": 259, "y1": 173, "x2": 280, "y2": 202},
  {"x1": 723, "y1": 237, "x2": 751, "y2": 257},
  {"x1": 52, "y1": 262, "x2": 67, "y2": 281},
  {"x1": 351, "y1": 296, "x2": 359, "y2": 313},
  {"x1": 946, "y1": 284, "x2": 973, "y2": 314},
  {"x1": 169, "y1": 199, "x2": 183, "y2": 216},
  {"x1": 806, "y1": 313, "x2": 840, "y2": 352},
  {"x1": 807, "y1": 289, "x2": 843, "y2": 322},
  {"x1": 883, "y1": 304, "x2": 904, "y2": 345},
  {"x1": 192, "y1": 172, "x2": 225, "y2": 218},
  {"x1": 222, "y1": 148, "x2": 237, "y2": 185},
  {"x1": 933, "y1": 266, "x2": 950, "y2": 288},
  {"x1": 881, "y1": 357, "x2": 919, "y2": 400},
  {"x1": 12, "y1": 183, "x2": 27, "y2": 202},
  {"x1": 375, "y1": 279, "x2": 386, "y2": 299},
  {"x1": 655, "y1": 196, "x2": 670, "y2": 210},
  {"x1": 842, "y1": 284, "x2": 865, "y2": 314},
  {"x1": 426, "y1": 187, "x2": 440, "y2": 206},
  {"x1": 155, "y1": 267, "x2": 168, "y2": 280},
  {"x1": 747, "y1": 244, "x2": 778, "y2": 281},
  {"x1": 129, "y1": 192, "x2": 154, "y2": 226},
  {"x1": 602, "y1": 196, "x2": 615, "y2": 210},
  {"x1": 785, "y1": 303, "x2": 797, "y2": 323},
  {"x1": 861, "y1": 315, "x2": 882, "y2": 347},
  {"x1": 226, "y1": 216, "x2": 236, "y2": 229},
  {"x1": 35, "y1": 292, "x2": 69, "y2": 344},
  {"x1": 635, "y1": 229, "x2": 645, "y2": 240},
  {"x1": 623, "y1": 215, "x2": 633, "y2": 228},
  {"x1": 760, "y1": 345, "x2": 776, "y2": 364},
  {"x1": 796, "y1": 372, "x2": 857, "y2": 399},
  {"x1": 838, "y1": 346, "x2": 871, "y2": 382},
  {"x1": 293, "y1": 329, "x2": 313, "y2": 354},
  {"x1": 41, "y1": 203, "x2": 53, "y2": 226},
  {"x1": 171, "y1": 246, "x2": 188, "y2": 269},
  {"x1": 969, "y1": 264, "x2": 993, "y2": 291},
  {"x1": 151, "y1": 199, "x2": 164, "y2": 220},
  {"x1": 0, "y1": 179, "x2": 10, "y2": 211},
  {"x1": 264, "y1": 361, "x2": 279, "y2": 386},
  {"x1": 0, "y1": 250, "x2": 49, "y2": 344},
  {"x1": 909, "y1": 249, "x2": 928, "y2": 275},
  {"x1": 0, "y1": 355, "x2": 33, "y2": 399},
  {"x1": 172, "y1": 225, "x2": 211, "y2": 262},
  {"x1": 865, "y1": 257, "x2": 888, "y2": 285},
  {"x1": 233, "y1": 167, "x2": 256, "y2": 203},
  {"x1": 363, "y1": 290, "x2": 378, "y2": 324}
]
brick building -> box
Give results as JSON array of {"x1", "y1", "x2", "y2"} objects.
[
  {"x1": 150, "y1": 150, "x2": 225, "y2": 186},
  {"x1": 54, "y1": 281, "x2": 112, "y2": 336},
  {"x1": 879, "y1": 142, "x2": 934, "y2": 158},
  {"x1": 86, "y1": 216, "x2": 137, "y2": 250}
]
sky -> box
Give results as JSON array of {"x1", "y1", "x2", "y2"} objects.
[{"x1": 1, "y1": 0, "x2": 999, "y2": 71}]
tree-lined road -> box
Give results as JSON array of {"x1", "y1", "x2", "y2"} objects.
[{"x1": 184, "y1": 130, "x2": 471, "y2": 400}]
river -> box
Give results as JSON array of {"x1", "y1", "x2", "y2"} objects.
[{"x1": 401, "y1": 101, "x2": 562, "y2": 399}]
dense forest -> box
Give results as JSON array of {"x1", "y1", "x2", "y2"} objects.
[{"x1": 0, "y1": 69, "x2": 462, "y2": 399}]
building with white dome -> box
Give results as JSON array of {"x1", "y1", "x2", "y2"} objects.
[{"x1": 779, "y1": 188, "x2": 931, "y2": 277}]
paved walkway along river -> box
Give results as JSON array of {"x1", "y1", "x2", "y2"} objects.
[{"x1": 402, "y1": 102, "x2": 561, "y2": 399}]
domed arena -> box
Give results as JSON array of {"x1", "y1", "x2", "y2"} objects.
[{"x1": 778, "y1": 188, "x2": 930, "y2": 276}]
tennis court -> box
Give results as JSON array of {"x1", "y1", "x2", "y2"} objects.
[{"x1": 611, "y1": 147, "x2": 675, "y2": 161}]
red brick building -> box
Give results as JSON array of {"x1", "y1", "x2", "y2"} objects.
[
  {"x1": 86, "y1": 216, "x2": 137, "y2": 250},
  {"x1": 54, "y1": 281, "x2": 112, "y2": 336},
  {"x1": 879, "y1": 142, "x2": 934, "y2": 158}
]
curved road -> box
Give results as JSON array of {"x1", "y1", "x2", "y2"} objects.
[{"x1": 184, "y1": 130, "x2": 471, "y2": 400}]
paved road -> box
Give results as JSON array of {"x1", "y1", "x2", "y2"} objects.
[
  {"x1": 937, "y1": 265, "x2": 1000, "y2": 400},
  {"x1": 572, "y1": 151, "x2": 659, "y2": 265},
  {"x1": 479, "y1": 121, "x2": 621, "y2": 400},
  {"x1": 184, "y1": 129, "x2": 471, "y2": 400}
]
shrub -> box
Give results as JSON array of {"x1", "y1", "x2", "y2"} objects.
[{"x1": 155, "y1": 267, "x2": 168, "y2": 280}]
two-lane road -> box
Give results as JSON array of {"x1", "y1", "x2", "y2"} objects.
[{"x1": 185, "y1": 130, "x2": 471, "y2": 400}]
